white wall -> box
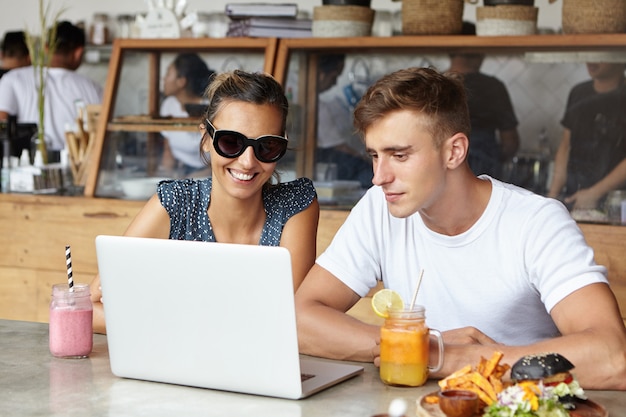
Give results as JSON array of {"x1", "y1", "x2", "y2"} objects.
[{"x1": 2, "y1": 0, "x2": 562, "y2": 36}]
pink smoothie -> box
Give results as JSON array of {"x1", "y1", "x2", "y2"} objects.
[{"x1": 49, "y1": 308, "x2": 93, "y2": 358}]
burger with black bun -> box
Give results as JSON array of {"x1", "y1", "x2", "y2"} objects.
[
  {"x1": 484, "y1": 353, "x2": 586, "y2": 417},
  {"x1": 510, "y1": 353, "x2": 585, "y2": 409}
]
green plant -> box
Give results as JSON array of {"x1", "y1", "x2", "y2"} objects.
[{"x1": 23, "y1": 0, "x2": 67, "y2": 165}]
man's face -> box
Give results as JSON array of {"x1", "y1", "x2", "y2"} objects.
[
  {"x1": 586, "y1": 62, "x2": 626, "y2": 80},
  {"x1": 365, "y1": 110, "x2": 447, "y2": 219}
]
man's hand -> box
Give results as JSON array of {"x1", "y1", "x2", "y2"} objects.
[
  {"x1": 564, "y1": 187, "x2": 602, "y2": 209},
  {"x1": 442, "y1": 326, "x2": 500, "y2": 345}
]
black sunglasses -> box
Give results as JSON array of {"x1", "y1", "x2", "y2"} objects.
[{"x1": 204, "y1": 119, "x2": 288, "y2": 163}]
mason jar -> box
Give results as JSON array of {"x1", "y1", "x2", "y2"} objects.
[
  {"x1": 379, "y1": 306, "x2": 443, "y2": 387},
  {"x1": 49, "y1": 283, "x2": 93, "y2": 358}
]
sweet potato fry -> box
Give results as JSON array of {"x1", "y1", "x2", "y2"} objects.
[
  {"x1": 481, "y1": 351, "x2": 504, "y2": 378},
  {"x1": 438, "y1": 364, "x2": 472, "y2": 389},
  {"x1": 437, "y1": 351, "x2": 512, "y2": 408},
  {"x1": 423, "y1": 394, "x2": 440, "y2": 404},
  {"x1": 462, "y1": 384, "x2": 493, "y2": 406},
  {"x1": 469, "y1": 372, "x2": 497, "y2": 402}
]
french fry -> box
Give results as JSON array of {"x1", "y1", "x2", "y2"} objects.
[
  {"x1": 461, "y1": 384, "x2": 493, "y2": 406},
  {"x1": 469, "y1": 372, "x2": 497, "y2": 403},
  {"x1": 438, "y1": 364, "x2": 472, "y2": 389},
  {"x1": 481, "y1": 351, "x2": 504, "y2": 378},
  {"x1": 437, "y1": 351, "x2": 510, "y2": 408},
  {"x1": 423, "y1": 394, "x2": 440, "y2": 404}
]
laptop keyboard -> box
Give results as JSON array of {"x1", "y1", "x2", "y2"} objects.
[{"x1": 301, "y1": 373, "x2": 315, "y2": 382}]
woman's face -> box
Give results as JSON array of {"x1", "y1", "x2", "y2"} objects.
[
  {"x1": 162, "y1": 63, "x2": 184, "y2": 97},
  {"x1": 204, "y1": 101, "x2": 284, "y2": 201}
]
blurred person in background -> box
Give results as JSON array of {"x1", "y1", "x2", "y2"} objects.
[
  {"x1": 0, "y1": 31, "x2": 31, "y2": 78},
  {"x1": 0, "y1": 21, "x2": 102, "y2": 160},
  {"x1": 447, "y1": 22, "x2": 520, "y2": 179},
  {"x1": 315, "y1": 54, "x2": 373, "y2": 188},
  {"x1": 548, "y1": 62, "x2": 626, "y2": 211},
  {"x1": 160, "y1": 53, "x2": 216, "y2": 177}
]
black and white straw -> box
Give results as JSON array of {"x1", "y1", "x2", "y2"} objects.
[{"x1": 65, "y1": 245, "x2": 74, "y2": 292}]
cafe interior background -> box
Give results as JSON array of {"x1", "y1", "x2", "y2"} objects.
[{"x1": 0, "y1": 0, "x2": 617, "y2": 211}]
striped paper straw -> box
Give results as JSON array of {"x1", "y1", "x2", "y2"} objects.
[{"x1": 65, "y1": 245, "x2": 74, "y2": 292}]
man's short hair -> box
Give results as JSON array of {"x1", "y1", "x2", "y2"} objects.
[
  {"x1": 49, "y1": 21, "x2": 85, "y2": 54},
  {"x1": 1, "y1": 31, "x2": 29, "y2": 58},
  {"x1": 353, "y1": 67, "x2": 471, "y2": 147}
]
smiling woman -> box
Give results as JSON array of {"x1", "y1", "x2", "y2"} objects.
[{"x1": 88, "y1": 70, "x2": 320, "y2": 334}]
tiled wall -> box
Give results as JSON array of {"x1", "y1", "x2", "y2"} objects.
[{"x1": 328, "y1": 53, "x2": 590, "y2": 156}]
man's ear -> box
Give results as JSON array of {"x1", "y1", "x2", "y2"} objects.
[
  {"x1": 446, "y1": 133, "x2": 469, "y2": 169},
  {"x1": 73, "y1": 46, "x2": 85, "y2": 69}
]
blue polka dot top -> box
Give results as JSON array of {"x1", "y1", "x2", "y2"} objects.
[{"x1": 157, "y1": 177, "x2": 316, "y2": 246}]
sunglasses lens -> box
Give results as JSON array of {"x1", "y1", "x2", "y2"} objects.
[
  {"x1": 257, "y1": 137, "x2": 287, "y2": 162},
  {"x1": 216, "y1": 134, "x2": 244, "y2": 156}
]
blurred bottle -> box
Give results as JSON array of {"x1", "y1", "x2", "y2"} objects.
[
  {"x1": 116, "y1": 14, "x2": 135, "y2": 39},
  {"x1": 90, "y1": 13, "x2": 110, "y2": 45}
]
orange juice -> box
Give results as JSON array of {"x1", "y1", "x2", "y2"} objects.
[{"x1": 379, "y1": 306, "x2": 443, "y2": 387}]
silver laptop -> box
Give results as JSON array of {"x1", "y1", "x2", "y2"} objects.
[{"x1": 95, "y1": 235, "x2": 363, "y2": 400}]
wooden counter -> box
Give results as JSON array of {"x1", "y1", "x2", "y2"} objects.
[{"x1": 0, "y1": 193, "x2": 624, "y2": 325}]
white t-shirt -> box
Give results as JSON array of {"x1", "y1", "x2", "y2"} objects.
[
  {"x1": 0, "y1": 66, "x2": 103, "y2": 151},
  {"x1": 317, "y1": 176, "x2": 608, "y2": 345},
  {"x1": 160, "y1": 96, "x2": 206, "y2": 169}
]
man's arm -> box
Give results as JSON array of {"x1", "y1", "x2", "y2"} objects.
[
  {"x1": 547, "y1": 129, "x2": 571, "y2": 199},
  {"x1": 295, "y1": 264, "x2": 380, "y2": 361},
  {"x1": 565, "y1": 158, "x2": 626, "y2": 209},
  {"x1": 498, "y1": 128, "x2": 520, "y2": 162},
  {"x1": 433, "y1": 283, "x2": 626, "y2": 390}
]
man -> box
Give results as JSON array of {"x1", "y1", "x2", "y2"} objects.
[
  {"x1": 0, "y1": 31, "x2": 31, "y2": 78},
  {"x1": 547, "y1": 62, "x2": 626, "y2": 210},
  {"x1": 295, "y1": 67, "x2": 626, "y2": 390},
  {"x1": 0, "y1": 21, "x2": 102, "y2": 156},
  {"x1": 315, "y1": 54, "x2": 373, "y2": 188},
  {"x1": 447, "y1": 22, "x2": 520, "y2": 179}
]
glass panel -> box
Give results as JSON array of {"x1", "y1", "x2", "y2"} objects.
[
  {"x1": 284, "y1": 49, "x2": 626, "y2": 224},
  {"x1": 94, "y1": 49, "x2": 267, "y2": 200}
]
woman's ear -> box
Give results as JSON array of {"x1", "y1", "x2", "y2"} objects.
[
  {"x1": 446, "y1": 133, "x2": 469, "y2": 169},
  {"x1": 200, "y1": 125, "x2": 212, "y2": 153}
]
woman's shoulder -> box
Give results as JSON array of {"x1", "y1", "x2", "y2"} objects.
[
  {"x1": 272, "y1": 177, "x2": 314, "y2": 195},
  {"x1": 265, "y1": 177, "x2": 316, "y2": 208},
  {"x1": 160, "y1": 96, "x2": 184, "y2": 116},
  {"x1": 158, "y1": 178, "x2": 211, "y2": 198}
]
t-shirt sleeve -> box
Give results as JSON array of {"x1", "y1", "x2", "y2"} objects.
[
  {"x1": 523, "y1": 198, "x2": 608, "y2": 313},
  {"x1": 0, "y1": 74, "x2": 18, "y2": 114},
  {"x1": 157, "y1": 179, "x2": 198, "y2": 239},
  {"x1": 316, "y1": 188, "x2": 383, "y2": 297},
  {"x1": 491, "y1": 80, "x2": 518, "y2": 130},
  {"x1": 270, "y1": 177, "x2": 316, "y2": 221}
]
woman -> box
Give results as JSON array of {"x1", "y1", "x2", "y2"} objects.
[
  {"x1": 91, "y1": 70, "x2": 320, "y2": 333},
  {"x1": 160, "y1": 53, "x2": 215, "y2": 175}
]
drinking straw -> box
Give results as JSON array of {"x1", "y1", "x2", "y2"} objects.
[
  {"x1": 409, "y1": 269, "x2": 424, "y2": 309},
  {"x1": 65, "y1": 245, "x2": 74, "y2": 292}
]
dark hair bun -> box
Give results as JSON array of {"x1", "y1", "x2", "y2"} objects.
[{"x1": 510, "y1": 353, "x2": 574, "y2": 381}]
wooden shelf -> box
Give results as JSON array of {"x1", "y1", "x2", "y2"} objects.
[{"x1": 84, "y1": 37, "x2": 279, "y2": 197}]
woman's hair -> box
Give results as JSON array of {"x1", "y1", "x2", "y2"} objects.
[
  {"x1": 200, "y1": 70, "x2": 289, "y2": 177},
  {"x1": 172, "y1": 53, "x2": 215, "y2": 97},
  {"x1": 203, "y1": 70, "x2": 288, "y2": 130},
  {"x1": 353, "y1": 67, "x2": 471, "y2": 148}
]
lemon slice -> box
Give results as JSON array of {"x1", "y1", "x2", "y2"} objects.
[{"x1": 371, "y1": 289, "x2": 404, "y2": 318}]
